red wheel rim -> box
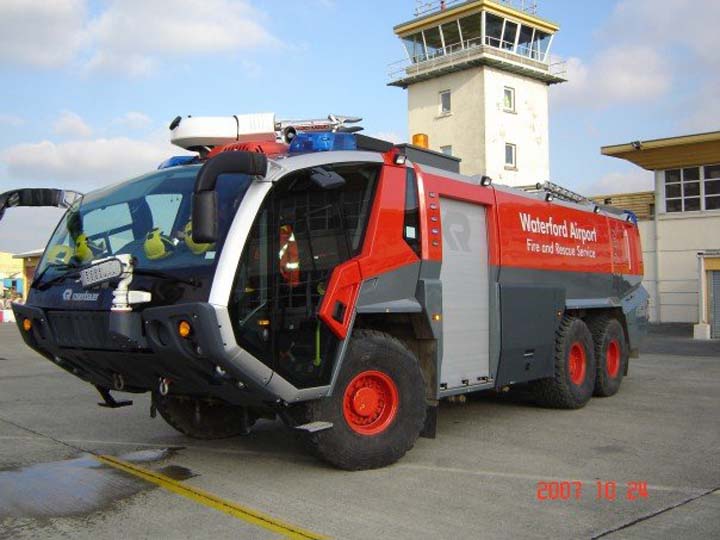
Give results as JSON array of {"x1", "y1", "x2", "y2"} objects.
[
  {"x1": 568, "y1": 342, "x2": 587, "y2": 385},
  {"x1": 342, "y1": 370, "x2": 399, "y2": 435},
  {"x1": 606, "y1": 339, "x2": 620, "y2": 378}
]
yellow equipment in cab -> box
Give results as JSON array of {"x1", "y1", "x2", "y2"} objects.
[
  {"x1": 144, "y1": 228, "x2": 175, "y2": 260},
  {"x1": 46, "y1": 244, "x2": 72, "y2": 264},
  {"x1": 74, "y1": 233, "x2": 97, "y2": 263},
  {"x1": 184, "y1": 220, "x2": 214, "y2": 255}
]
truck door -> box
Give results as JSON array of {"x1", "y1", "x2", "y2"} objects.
[
  {"x1": 439, "y1": 198, "x2": 491, "y2": 389},
  {"x1": 229, "y1": 163, "x2": 380, "y2": 389}
]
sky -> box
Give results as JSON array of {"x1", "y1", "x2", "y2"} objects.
[{"x1": 0, "y1": 0, "x2": 718, "y2": 253}]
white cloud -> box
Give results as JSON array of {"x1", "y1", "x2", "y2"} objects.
[
  {"x1": 680, "y1": 81, "x2": 720, "y2": 134},
  {"x1": 1, "y1": 136, "x2": 178, "y2": 188},
  {"x1": 0, "y1": 0, "x2": 86, "y2": 68},
  {"x1": 53, "y1": 110, "x2": 93, "y2": 138},
  {"x1": 605, "y1": 0, "x2": 720, "y2": 69},
  {"x1": 586, "y1": 170, "x2": 654, "y2": 196},
  {"x1": 0, "y1": 114, "x2": 25, "y2": 127},
  {"x1": 84, "y1": 0, "x2": 277, "y2": 75},
  {"x1": 551, "y1": 47, "x2": 670, "y2": 109},
  {"x1": 0, "y1": 0, "x2": 277, "y2": 76},
  {"x1": 113, "y1": 112, "x2": 152, "y2": 130}
]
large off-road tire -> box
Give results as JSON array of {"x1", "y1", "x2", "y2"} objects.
[
  {"x1": 295, "y1": 330, "x2": 426, "y2": 470},
  {"x1": 154, "y1": 394, "x2": 253, "y2": 440},
  {"x1": 589, "y1": 317, "x2": 628, "y2": 397},
  {"x1": 533, "y1": 316, "x2": 596, "y2": 409}
]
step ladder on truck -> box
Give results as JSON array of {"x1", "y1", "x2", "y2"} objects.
[{"x1": 0, "y1": 112, "x2": 648, "y2": 470}]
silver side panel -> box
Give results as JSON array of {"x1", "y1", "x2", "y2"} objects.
[{"x1": 439, "y1": 198, "x2": 490, "y2": 389}]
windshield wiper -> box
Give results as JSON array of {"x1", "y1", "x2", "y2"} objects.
[
  {"x1": 35, "y1": 265, "x2": 83, "y2": 291},
  {"x1": 32, "y1": 263, "x2": 78, "y2": 290}
]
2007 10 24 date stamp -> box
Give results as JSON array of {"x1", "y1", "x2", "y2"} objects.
[{"x1": 536, "y1": 481, "x2": 649, "y2": 501}]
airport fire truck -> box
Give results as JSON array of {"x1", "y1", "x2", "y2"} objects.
[{"x1": 1, "y1": 113, "x2": 648, "y2": 470}]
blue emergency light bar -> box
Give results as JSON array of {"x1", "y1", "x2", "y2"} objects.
[
  {"x1": 288, "y1": 132, "x2": 357, "y2": 153},
  {"x1": 158, "y1": 155, "x2": 199, "y2": 169}
]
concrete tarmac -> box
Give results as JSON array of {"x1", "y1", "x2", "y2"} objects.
[{"x1": 0, "y1": 324, "x2": 718, "y2": 539}]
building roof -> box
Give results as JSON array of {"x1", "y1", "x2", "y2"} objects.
[
  {"x1": 601, "y1": 131, "x2": 720, "y2": 171},
  {"x1": 394, "y1": 0, "x2": 559, "y2": 36},
  {"x1": 590, "y1": 191, "x2": 655, "y2": 221},
  {"x1": 13, "y1": 249, "x2": 44, "y2": 259}
]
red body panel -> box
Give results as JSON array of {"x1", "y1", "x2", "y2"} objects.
[
  {"x1": 319, "y1": 162, "x2": 419, "y2": 339},
  {"x1": 319, "y1": 157, "x2": 644, "y2": 339}
]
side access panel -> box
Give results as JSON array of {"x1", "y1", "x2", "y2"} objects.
[
  {"x1": 439, "y1": 198, "x2": 490, "y2": 389},
  {"x1": 495, "y1": 285, "x2": 565, "y2": 386}
]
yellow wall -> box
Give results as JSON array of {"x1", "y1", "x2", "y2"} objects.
[{"x1": 0, "y1": 252, "x2": 23, "y2": 277}]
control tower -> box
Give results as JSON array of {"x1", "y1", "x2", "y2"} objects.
[{"x1": 389, "y1": 0, "x2": 565, "y2": 185}]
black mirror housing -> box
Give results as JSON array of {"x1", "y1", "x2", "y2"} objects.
[
  {"x1": 310, "y1": 168, "x2": 346, "y2": 190},
  {"x1": 192, "y1": 151, "x2": 268, "y2": 244},
  {"x1": 191, "y1": 191, "x2": 219, "y2": 244}
]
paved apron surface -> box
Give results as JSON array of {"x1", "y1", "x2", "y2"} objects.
[{"x1": 0, "y1": 325, "x2": 718, "y2": 539}]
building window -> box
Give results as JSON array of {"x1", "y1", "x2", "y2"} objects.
[
  {"x1": 665, "y1": 165, "x2": 720, "y2": 212},
  {"x1": 440, "y1": 145, "x2": 453, "y2": 156},
  {"x1": 505, "y1": 143, "x2": 516, "y2": 168},
  {"x1": 503, "y1": 86, "x2": 515, "y2": 112},
  {"x1": 705, "y1": 164, "x2": 720, "y2": 210},
  {"x1": 439, "y1": 90, "x2": 451, "y2": 115}
]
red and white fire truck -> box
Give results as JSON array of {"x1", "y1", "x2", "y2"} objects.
[{"x1": 1, "y1": 113, "x2": 648, "y2": 470}]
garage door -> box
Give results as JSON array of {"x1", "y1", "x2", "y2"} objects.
[{"x1": 712, "y1": 271, "x2": 720, "y2": 339}]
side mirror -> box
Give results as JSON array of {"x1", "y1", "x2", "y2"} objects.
[
  {"x1": 192, "y1": 151, "x2": 268, "y2": 244},
  {"x1": 310, "y1": 168, "x2": 346, "y2": 190},
  {"x1": 0, "y1": 188, "x2": 82, "y2": 222}
]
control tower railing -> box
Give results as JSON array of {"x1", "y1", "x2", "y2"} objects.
[{"x1": 388, "y1": 38, "x2": 567, "y2": 85}]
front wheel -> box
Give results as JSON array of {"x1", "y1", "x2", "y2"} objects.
[
  {"x1": 295, "y1": 330, "x2": 427, "y2": 470},
  {"x1": 154, "y1": 395, "x2": 254, "y2": 439}
]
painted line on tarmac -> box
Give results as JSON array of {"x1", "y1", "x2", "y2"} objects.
[
  {"x1": 95, "y1": 454, "x2": 328, "y2": 540},
  {"x1": 396, "y1": 463, "x2": 706, "y2": 495}
]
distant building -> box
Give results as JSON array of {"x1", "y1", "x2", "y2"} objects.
[
  {"x1": 12, "y1": 249, "x2": 43, "y2": 303},
  {"x1": 0, "y1": 251, "x2": 24, "y2": 299},
  {"x1": 389, "y1": 0, "x2": 566, "y2": 185},
  {"x1": 601, "y1": 131, "x2": 720, "y2": 339}
]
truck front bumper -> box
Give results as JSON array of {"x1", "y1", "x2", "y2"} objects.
[{"x1": 12, "y1": 302, "x2": 283, "y2": 407}]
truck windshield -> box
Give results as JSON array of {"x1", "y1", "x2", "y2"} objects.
[{"x1": 35, "y1": 165, "x2": 252, "y2": 283}]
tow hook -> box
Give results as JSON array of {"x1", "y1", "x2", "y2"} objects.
[
  {"x1": 112, "y1": 373, "x2": 125, "y2": 391},
  {"x1": 159, "y1": 377, "x2": 171, "y2": 396}
]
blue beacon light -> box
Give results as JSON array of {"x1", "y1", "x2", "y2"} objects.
[{"x1": 288, "y1": 132, "x2": 357, "y2": 154}]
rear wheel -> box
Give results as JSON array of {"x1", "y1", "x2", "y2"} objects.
[
  {"x1": 154, "y1": 395, "x2": 254, "y2": 439},
  {"x1": 589, "y1": 317, "x2": 628, "y2": 397},
  {"x1": 533, "y1": 316, "x2": 596, "y2": 409},
  {"x1": 295, "y1": 330, "x2": 426, "y2": 470}
]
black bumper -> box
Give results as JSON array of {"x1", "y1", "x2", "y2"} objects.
[{"x1": 12, "y1": 302, "x2": 276, "y2": 407}]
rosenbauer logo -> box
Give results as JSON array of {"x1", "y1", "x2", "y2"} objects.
[
  {"x1": 519, "y1": 212, "x2": 598, "y2": 259},
  {"x1": 62, "y1": 289, "x2": 99, "y2": 302}
]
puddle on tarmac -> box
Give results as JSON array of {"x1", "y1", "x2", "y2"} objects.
[{"x1": 0, "y1": 448, "x2": 193, "y2": 519}]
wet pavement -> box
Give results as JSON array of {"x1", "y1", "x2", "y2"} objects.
[{"x1": 0, "y1": 324, "x2": 718, "y2": 539}]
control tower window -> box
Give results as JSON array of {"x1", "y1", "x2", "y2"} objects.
[
  {"x1": 534, "y1": 31, "x2": 551, "y2": 61},
  {"x1": 459, "y1": 14, "x2": 482, "y2": 46},
  {"x1": 441, "y1": 21, "x2": 461, "y2": 51},
  {"x1": 485, "y1": 13, "x2": 504, "y2": 48},
  {"x1": 402, "y1": 33, "x2": 425, "y2": 62},
  {"x1": 502, "y1": 20, "x2": 519, "y2": 51},
  {"x1": 423, "y1": 26, "x2": 444, "y2": 57},
  {"x1": 518, "y1": 25, "x2": 535, "y2": 58}
]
